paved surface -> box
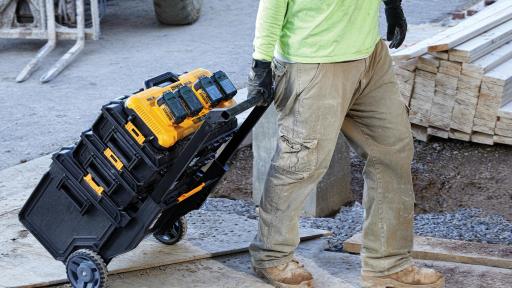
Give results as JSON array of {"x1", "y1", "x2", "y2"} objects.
[
  {"x1": 52, "y1": 239, "x2": 512, "y2": 288},
  {"x1": 0, "y1": 0, "x2": 479, "y2": 170}
]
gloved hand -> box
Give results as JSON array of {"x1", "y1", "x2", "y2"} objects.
[
  {"x1": 247, "y1": 59, "x2": 273, "y2": 106},
  {"x1": 384, "y1": 0, "x2": 407, "y2": 49}
]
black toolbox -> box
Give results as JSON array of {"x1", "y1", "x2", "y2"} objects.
[
  {"x1": 73, "y1": 132, "x2": 141, "y2": 209},
  {"x1": 18, "y1": 69, "x2": 268, "y2": 288}
]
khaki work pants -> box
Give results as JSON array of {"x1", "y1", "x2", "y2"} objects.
[{"x1": 249, "y1": 40, "x2": 415, "y2": 276}]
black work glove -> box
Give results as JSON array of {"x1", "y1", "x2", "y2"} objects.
[
  {"x1": 384, "y1": 0, "x2": 407, "y2": 49},
  {"x1": 247, "y1": 59, "x2": 273, "y2": 106}
]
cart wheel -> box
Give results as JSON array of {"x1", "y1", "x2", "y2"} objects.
[
  {"x1": 66, "y1": 249, "x2": 107, "y2": 288},
  {"x1": 153, "y1": 216, "x2": 187, "y2": 245}
]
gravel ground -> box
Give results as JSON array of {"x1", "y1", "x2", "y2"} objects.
[{"x1": 202, "y1": 198, "x2": 512, "y2": 252}]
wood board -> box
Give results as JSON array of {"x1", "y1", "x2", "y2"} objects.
[
  {"x1": 449, "y1": 20, "x2": 512, "y2": 63},
  {"x1": 428, "y1": 5, "x2": 512, "y2": 52},
  {"x1": 392, "y1": 0, "x2": 512, "y2": 59},
  {"x1": 343, "y1": 233, "x2": 512, "y2": 269}
]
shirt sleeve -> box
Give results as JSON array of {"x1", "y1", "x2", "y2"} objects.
[{"x1": 252, "y1": 0, "x2": 288, "y2": 61}]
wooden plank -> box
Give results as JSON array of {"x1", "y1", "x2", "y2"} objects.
[
  {"x1": 411, "y1": 124, "x2": 430, "y2": 142},
  {"x1": 450, "y1": 74, "x2": 481, "y2": 133},
  {"x1": 471, "y1": 132, "x2": 494, "y2": 145},
  {"x1": 392, "y1": 0, "x2": 512, "y2": 59},
  {"x1": 448, "y1": 20, "x2": 512, "y2": 63},
  {"x1": 497, "y1": 116, "x2": 512, "y2": 124},
  {"x1": 428, "y1": 6, "x2": 512, "y2": 52},
  {"x1": 409, "y1": 70, "x2": 437, "y2": 127},
  {"x1": 417, "y1": 55, "x2": 440, "y2": 74},
  {"x1": 343, "y1": 233, "x2": 512, "y2": 269},
  {"x1": 449, "y1": 130, "x2": 471, "y2": 141},
  {"x1": 473, "y1": 117, "x2": 497, "y2": 134},
  {"x1": 462, "y1": 41, "x2": 512, "y2": 79},
  {"x1": 396, "y1": 58, "x2": 418, "y2": 72},
  {"x1": 472, "y1": 59, "x2": 512, "y2": 134},
  {"x1": 483, "y1": 57, "x2": 512, "y2": 88},
  {"x1": 430, "y1": 51, "x2": 449, "y2": 60},
  {"x1": 498, "y1": 100, "x2": 512, "y2": 118},
  {"x1": 430, "y1": 62, "x2": 461, "y2": 130},
  {"x1": 428, "y1": 127, "x2": 449, "y2": 139},
  {"x1": 495, "y1": 127, "x2": 512, "y2": 137},
  {"x1": 494, "y1": 134, "x2": 512, "y2": 145}
]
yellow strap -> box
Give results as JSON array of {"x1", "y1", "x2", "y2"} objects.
[
  {"x1": 104, "y1": 148, "x2": 124, "y2": 171},
  {"x1": 84, "y1": 174, "x2": 104, "y2": 196},
  {"x1": 125, "y1": 121, "x2": 145, "y2": 145},
  {"x1": 177, "y1": 183, "x2": 206, "y2": 203}
]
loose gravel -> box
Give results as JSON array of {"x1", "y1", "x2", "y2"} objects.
[{"x1": 202, "y1": 198, "x2": 512, "y2": 251}]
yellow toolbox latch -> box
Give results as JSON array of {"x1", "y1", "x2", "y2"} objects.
[
  {"x1": 125, "y1": 121, "x2": 145, "y2": 145},
  {"x1": 104, "y1": 148, "x2": 124, "y2": 171},
  {"x1": 84, "y1": 174, "x2": 104, "y2": 196}
]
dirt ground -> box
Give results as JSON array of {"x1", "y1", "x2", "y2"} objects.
[{"x1": 212, "y1": 137, "x2": 512, "y2": 221}]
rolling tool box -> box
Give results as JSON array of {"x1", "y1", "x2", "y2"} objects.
[{"x1": 18, "y1": 68, "x2": 270, "y2": 288}]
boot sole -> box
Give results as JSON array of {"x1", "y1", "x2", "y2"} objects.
[
  {"x1": 361, "y1": 275, "x2": 445, "y2": 288},
  {"x1": 254, "y1": 269, "x2": 314, "y2": 288}
]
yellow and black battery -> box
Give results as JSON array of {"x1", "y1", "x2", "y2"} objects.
[{"x1": 124, "y1": 68, "x2": 237, "y2": 150}]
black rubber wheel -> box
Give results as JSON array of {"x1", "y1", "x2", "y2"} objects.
[
  {"x1": 153, "y1": 216, "x2": 187, "y2": 245},
  {"x1": 66, "y1": 249, "x2": 107, "y2": 288},
  {"x1": 153, "y1": 0, "x2": 203, "y2": 25}
]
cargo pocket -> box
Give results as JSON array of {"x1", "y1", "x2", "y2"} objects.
[
  {"x1": 273, "y1": 132, "x2": 318, "y2": 181},
  {"x1": 272, "y1": 58, "x2": 288, "y2": 110}
]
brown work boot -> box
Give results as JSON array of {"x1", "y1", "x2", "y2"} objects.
[
  {"x1": 253, "y1": 258, "x2": 314, "y2": 288},
  {"x1": 361, "y1": 265, "x2": 445, "y2": 288}
]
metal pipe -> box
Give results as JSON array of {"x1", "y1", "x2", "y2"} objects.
[
  {"x1": 16, "y1": 0, "x2": 57, "y2": 82},
  {"x1": 40, "y1": 0, "x2": 85, "y2": 83}
]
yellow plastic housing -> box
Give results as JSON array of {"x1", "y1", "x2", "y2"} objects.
[{"x1": 125, "y1": 69, "x2": 236, "y2": 148}]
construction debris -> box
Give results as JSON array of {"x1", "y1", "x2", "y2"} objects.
[{"x1": 393, "y1": 0, "x2": 512, "y2": 145}]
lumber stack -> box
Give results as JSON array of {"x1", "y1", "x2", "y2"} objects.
[{"x1": 393, "y1": 0, "x2": 512, "y2": 145}]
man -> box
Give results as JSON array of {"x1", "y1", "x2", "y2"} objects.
[{"x1": 247, "y1": 1, "x2": 445, "y2": 287}]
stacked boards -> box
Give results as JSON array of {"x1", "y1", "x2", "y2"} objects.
[{"x1": 393, "y1": 0, "x2": 512, "y2": 145}]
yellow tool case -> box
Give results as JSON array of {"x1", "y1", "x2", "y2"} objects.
[{"x1": 19, "y1": 68, "x2": 269, "y2": 288}]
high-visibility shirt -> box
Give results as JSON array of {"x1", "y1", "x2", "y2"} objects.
[{"x1": 253, "y1": 0, "x2": 382, "y2": 63}]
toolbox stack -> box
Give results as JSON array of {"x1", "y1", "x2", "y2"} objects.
[{"x1": 18, "y1": 68, "x2": 256, "y2": 288}]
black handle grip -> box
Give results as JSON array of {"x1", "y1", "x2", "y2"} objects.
[
  {"x1": 206, "y1": 95, "x2": 264, "y2": 124},
  {"x1": 144, "y1": 72, "x2": 180, "y2": 89}
]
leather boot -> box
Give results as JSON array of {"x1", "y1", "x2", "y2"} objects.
[{"x1": 253, "y1": 258, "x2": 314, "y2": 288}]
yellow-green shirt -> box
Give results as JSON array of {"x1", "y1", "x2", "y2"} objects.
[{"x1": 253, "y1": 0, "x2": 382, "y2": 63}]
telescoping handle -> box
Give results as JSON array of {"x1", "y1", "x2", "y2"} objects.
[{"x1": 207, "y1": 93, "x2": 266, "y2": 123}]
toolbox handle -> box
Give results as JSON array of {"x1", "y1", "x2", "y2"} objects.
[{"x1": 144, "y1": 72, "x2": 180, "y2": 89}]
